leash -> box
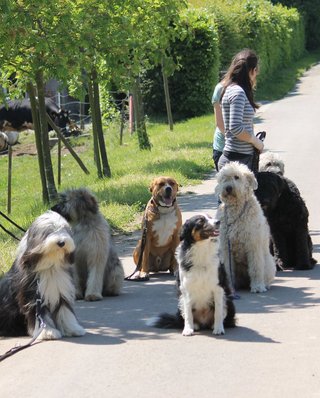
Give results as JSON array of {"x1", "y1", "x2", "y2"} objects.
[
  {"x1": 125, "y1": 196, "x2": 176, "y2": 281},
  {"x1": 125, "y1": 215, "x2": 148, "y2": 281},
  {"x1": 224, "y1": 202, "x2": 249, "y2": 300},
  {"x1": 0, "y1": 281, "x2": 46, "y2": 362},
  {"x1": 252, "y1": 131, "x2": 266, "y2": 175},
  {"x1": 0, "y1": 210, "x2": 26, "y2": 241}
]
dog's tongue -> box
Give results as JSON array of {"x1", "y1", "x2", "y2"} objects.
[{"x1": 163, "y1": 197, "x2": 173, "y2": 206}]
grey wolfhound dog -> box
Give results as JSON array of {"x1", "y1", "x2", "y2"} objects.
[
  {"x1": 215, "y1": 162, "x2": 276, "y2": 293},
  {"x1": 52, "y1": 188, "x2": 124, "y2": 301}
]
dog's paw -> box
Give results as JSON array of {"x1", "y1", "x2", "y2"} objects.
[
  {"x1": 64, "y1": 325, "x2": 86, "y2": 337},
  {"x1": 37, "y1": 327, "x2": 62, "y2": 340},
  {"x1": 75, "y1": 289, "x2": 84, "y2": 300},
  {"x1": 250, "y1": 284, "x2": 267, "y2": 293},
  {"x1": 85, "y1": 293, "x2": 103, "y2": 301},
  {"x1": 213, "y1": 324, "x2": 225, "y2": 335},
  {"x1": 182, "y1": 327, "x2": 194, "y2": 336}
]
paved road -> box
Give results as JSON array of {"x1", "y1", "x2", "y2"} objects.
[{"x1": 1, "y1": 64, "x2": 320, "y2": 398}]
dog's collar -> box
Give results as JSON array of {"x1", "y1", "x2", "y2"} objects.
[{"x1": 152, "y1": 197, "x2": 176, "y2": 208}]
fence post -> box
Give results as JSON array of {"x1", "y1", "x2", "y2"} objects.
[
  {"x1": 129, "y1": 94, "x2": 134, "y2": 134},
  {"x1": 7, "y1": 145, "x2": 12, "y2": 214}
]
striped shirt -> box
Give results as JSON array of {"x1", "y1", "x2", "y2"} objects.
[{"x1": 221, "y1": 84, "x2": 255, "y2": 154}]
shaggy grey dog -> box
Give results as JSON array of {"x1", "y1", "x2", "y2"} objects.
[
  {"x1": 215, "y1": 162, "x2": 276, "y2": 293},
  {"x1": 52, "y1": 188, "x2": 124, "y2": 301},
  {"x1": 259, "y1": 152, "x2": 285, "y2": 176}
]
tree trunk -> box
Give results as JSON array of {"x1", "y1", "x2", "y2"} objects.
[
  {"x1": 131, "y1": 76, "x2": 151, "y2": 150},
  {"x1": 27, "y1": 82, "x2": 49, "y2": 203},
  {"x1": 91, "y1": 68, "x2": 111, "y2": 177},
  {"x1": 35, "y1": 70, "x2": 57, "y2": 202},
  {"x1": 162, "y1": 59, "x2": 174, "y2": 131},
  {"x1": 88, "y1": 78, "x2": 102, "y2": 179}
]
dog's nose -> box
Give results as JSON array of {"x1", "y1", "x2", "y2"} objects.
[
  {"x1": 165, "y1": 186, "x2": 172, "y2": 196},
  {"x1": 226, "y1": 185, "x2": 233, "y2": 194},
  {"x1": 57, "y1": 241, "x2": 65, "y2": 248}
]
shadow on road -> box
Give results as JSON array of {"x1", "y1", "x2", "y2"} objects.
[{"x1": 66, "y1": 266, "x2": 320, "y2": 347}]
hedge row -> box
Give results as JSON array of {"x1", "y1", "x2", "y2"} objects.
[
  {"x1": 143, "y1": 0, "x2": 305, "y2": 119},
  {"x1": 271, "y1": 0, "x2": 320, "y2": 50},
  {"x1": 143, "y1": 9, "x2": 219, "y2": 118}
]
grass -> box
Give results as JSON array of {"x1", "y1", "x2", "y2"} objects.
[
  {"x1": 0, "y1": 114, "x2": 214, "y2": 273},
  {"x1": 0, "y1": 50, "x2": 319, "y2": 274}
]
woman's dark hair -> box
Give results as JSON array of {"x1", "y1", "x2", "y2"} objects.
[{"x1": 221, "y1": 48, "x2": 259, "y2": 109}]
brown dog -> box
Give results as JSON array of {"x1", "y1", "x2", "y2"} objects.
[{"x1": 129, "y1": 176, "x2": 182, "y2": 281}]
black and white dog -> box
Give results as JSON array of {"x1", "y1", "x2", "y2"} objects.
[
  {"x1": 0, "y1": 211, "x2": 86, "y2": 339},
  {"x1": 149, "y1": 214, "x2": 236, "y2": 336}
]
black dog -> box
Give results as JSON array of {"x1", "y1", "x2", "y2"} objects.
[{"x1": 255, "y1": 172, "x2": 316, "y2": 270}]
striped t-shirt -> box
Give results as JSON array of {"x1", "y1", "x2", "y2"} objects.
[{"x1": 221, "y1": 84, "x2": 255, "y2": 155}]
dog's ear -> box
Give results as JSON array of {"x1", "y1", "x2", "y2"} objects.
[
  {"x1": 277, "y1": 174, "x2": 287, "y2": 194},
  {"x1": 149, "y1": 181, "x2": 155, "y2": 193},
  {"x1": 214, "y1": 183, "x2": 221, "y2": 195},
  {"x1": 246, "y1": 170, "x2": 258, "y2": 190},
  {"x1": 180, "y1": 221, "x2": 189, "y2": 241}
]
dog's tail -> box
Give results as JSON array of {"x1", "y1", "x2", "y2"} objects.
[{"x1": 146, "y1": 311, "x2": 184, "y2": 329}]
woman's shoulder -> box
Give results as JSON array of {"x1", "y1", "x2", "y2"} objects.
[
  {"x1": 225, "y1": 84, "x2": 246, "y2": 101},
  {"x1": 226, "y1": 84, "x2": 245, "y2": 95}
]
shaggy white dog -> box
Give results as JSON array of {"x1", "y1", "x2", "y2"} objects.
[
  {"x1": 215, "y1": 162, "x2": 276, "y2": 293},
  {"x1": 259, "y1": 152, "x2": 285, "y2": 176}
]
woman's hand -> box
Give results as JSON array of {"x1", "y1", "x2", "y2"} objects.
[{"x1": 251, "y1": 136, "x2": 264, "y2": 152}]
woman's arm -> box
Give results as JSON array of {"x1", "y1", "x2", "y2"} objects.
[
  {"x1": 213, "y1": 103, "x2": 225, "y2": 133},
  {"x1": 237, "y1": 130, "x2": 264, "y2": 151},
  {"x1": 228, "y1": 88, "x2": 264, "y2": 151}
]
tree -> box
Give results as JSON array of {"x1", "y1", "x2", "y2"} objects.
[{"x1": 0, "y1": 0, "x2": 80, "y2": 201}]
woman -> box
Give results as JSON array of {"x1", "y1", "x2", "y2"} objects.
[
  {"x1": 212, "y1": 80, "x2": 225, "y2": 171},
  {"x1": 218, "y1": 49, "x2": 264, "y2": 171}
]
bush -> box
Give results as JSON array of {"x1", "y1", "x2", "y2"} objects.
[
  {"x1": 207, "y1": 0, "x2": 305, "y2": 83},
  {"x1": 143, "y1": 9, "x2": 220, "y2": 119},
  {"x1": 271, "y1": 0, "x2": 320, "y2": 50},
  {"x1": 143, "y1": 0, "x2": 305, "y2": 119}
]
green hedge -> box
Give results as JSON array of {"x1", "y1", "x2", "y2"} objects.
[
  {"x1": 143, "y1": 0, "x2": 305, "y2": 119},
  {"x1": 208, "y1": 0, "x2": 305, "y2": 82},
  {"x1": 271, "y1": 0, "x2": 320, "y2": 50},
  {"x1": 143, "y1": 9, "x2": 220, "y2": 119}
]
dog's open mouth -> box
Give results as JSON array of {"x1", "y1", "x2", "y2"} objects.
[{"x1": 159, "y1": 196, "x2": 174, "y2": 207}]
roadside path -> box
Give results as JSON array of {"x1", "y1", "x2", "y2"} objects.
[{"x1": 1, "y1": 64, "x2": 320, "y2": 398}]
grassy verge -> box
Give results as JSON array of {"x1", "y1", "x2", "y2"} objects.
[
  {"x1": 0, "y1": 50, "x2": 319, "y2": 274},
  {"x1": 0, "y1": 114, "x2": 214, "y2": 273}
]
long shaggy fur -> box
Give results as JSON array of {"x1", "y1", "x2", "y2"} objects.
[
  {"x1": 259, "y1": 152, "x2": 285, "y2": 176},
  {"x1": 216, "y1": 162, "x2": 276, "y2": 293},
  {"x1": 255, "y1": 172, "x2": 317, "y2": 270},
  {"x1": 0, "y1": 211, "x2": 85, "y2": 339},
  {"x1": 52, "y1": 188, "x2": 124, "y2": 301},
  {"x1": 149, "y1": 214, "x2": 236, "y2": 336}
]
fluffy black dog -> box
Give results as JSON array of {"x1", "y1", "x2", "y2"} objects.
[{"x1": 255, "y1": 172, "x2": 316, "y2": 270}]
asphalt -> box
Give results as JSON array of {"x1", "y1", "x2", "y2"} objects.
[{"x1": 1, "y1": 63, "x2": 320, "y2": 398}]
